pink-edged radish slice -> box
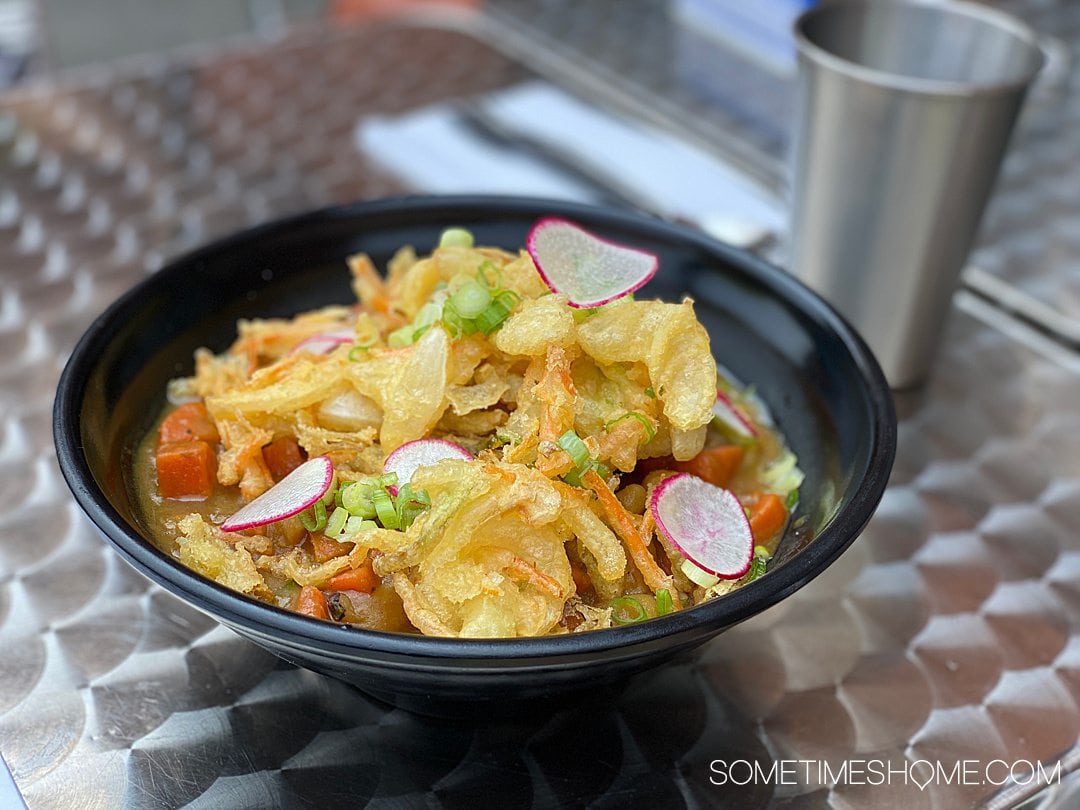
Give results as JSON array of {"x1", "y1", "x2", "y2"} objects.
[
  {"x1": 649, "y1": 473, "x2": 753, "y2": 580},
  {"x1": 383, "y1": 439, "x2": 472, "y2": 489},
  {"x1": 290, "y1": 329, "x2": 355, "y2": 356},
  {"x1": 712, "y1": 390, "x2": 758, "y2": 441},
  {"x1": 221, "y1": 455, "x2": 334, "y2": 532},
  {"x1": 526, "y1": 217, "x2": 658, "y2": 308}
]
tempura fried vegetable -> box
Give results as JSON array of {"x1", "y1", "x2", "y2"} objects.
[
  {"x1": 575, "y1": 298, "x2": 716, "y2": 433},
  {"x1": 376, "y1": 461, "x2": 573, "y2": 637},
  {"x1": 176, "y1": 514, "x2": 271, "y2": 598},
  {"x1": 493, "y1": 294, "x2": 576, "y2": 357},
  {"x1": 347, "y1": 326, "x2": 450, "y2": 452}
]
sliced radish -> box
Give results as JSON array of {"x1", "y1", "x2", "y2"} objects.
[
  {"x1": 383, "y1": 438, "x2": 472, "y2": 489},
  {"x1": 526, "y1": 217, "x2": 658, "y2": 308},
  {"x1": 649, "y1": 473, "x2": 753, "y2": 580},
  {"x1": 291, "y1": 329, "x2": 355, "y2": 356},
  {"x1": 712, "y1": 390, "x2": 758, "y2": 441},
  {"x1": 221, "y1": 456, "x2": 334, "y2": 532}
]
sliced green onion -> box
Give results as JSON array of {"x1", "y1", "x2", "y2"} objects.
[
  {"x1": 495, "y1": 289, "x2": 520, "y2": 307},
  {"x1": 571, "y1": 308, "x2": 595, "y2": 324},
  {"x1": 341, "y1": 483, "x2": 376, "y2": 519},
  {"x1": 325, "y1": 506, "x2": 349, "y2": 537},
  {"x1": 344, "y1": 515, "x2": 376, "y2": 535},
  {"x1": 562, "y1": 460, "x2": 610, "y2": 488},
  {"x1": 348, "y1": 345, "x2": 371, "y2": 361},
  {"x1": 394, "y1": 483, "x2": 431, "y2": 529},
  {"x1": 681, "y1": 558, "x2": 720, "y2": 589},
  {"x1": 449, "y1": 280, "x2": 492, "y2": 319},
  {"x1": 746, "y1": 545, "x2": 771, "y2": 581},
  {"x1": 644, "y1": 386, "x2": 656, "y2": 399},
  {"x1": 387, "y1": 325, "x2": 417, "y2": 348},
  {"x1": 785, "y1": 488, "x2": 800, "y2": 510},
  {"x1": 439, "y1": 227, "x2": 474, "y2": 248},
  {"x1": 557, "y1": 430, "x2": 590, "y2": 469},
  {"x1": 604, "y1": 411, "x2": 656, "y2": 441},
  {"x1": 655, "y1": 588, "x2": 674, "y2": 616},
  {"x1": 610, "y1": 596, "x2": 648, "y2": 625},
  {"x1": 378, "y1": 472, "x2": 399, "y2": 489},
  {"x1": 562, "y1": 467, "x2": 585, "y2": 487},
  {"x1": 476, "y1": 260, "x2": 502, "y2": 289},
  {"x1": 761, "y1": 451, "x2": 805, "y2": 494},
  {"x1": 440, "y1": 300, "x2": 465, "y2": 338},
  {"x1": 398, "y1": 503, "x2": 426, "y2": 529},
  {"x1": 372, "y1": 488, "x2": 399, "y2": 529},
  {"x1": 474, "y1": 297, "x2": 514, "y2": 335},
  {"x1": 447, "y1": 274, "x2": 471, "y2": 295},
  {"x1": 415, "y1": 301, "x2": 443, "y2": 328},
  {"x1": 300, "y1": 500, "x2": 328, "y2": 533}
]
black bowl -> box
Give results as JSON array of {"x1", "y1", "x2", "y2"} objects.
[{"x1": 54, "y1": 195, "x2": 895, "y2": 707}]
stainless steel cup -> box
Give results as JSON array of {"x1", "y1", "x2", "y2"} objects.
[{"x1": 789, "y1": 0, "x2": 1044, "y2": 388}]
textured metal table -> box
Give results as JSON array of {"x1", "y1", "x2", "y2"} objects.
[{"x1": 2, "y1": 5, "x2": 1079, "y2": 809}]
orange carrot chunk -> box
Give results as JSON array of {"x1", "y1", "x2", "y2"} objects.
[
  {"x1": 325, "y1": 559, "x2": 378, "y2": 594},
  {"x1": 749, "y1": 493, "x2": 788, "y2": 543},
  {"x1": 675, "y1": 445, "x2": 745, "y2": 489},
  {"x1": 262, "y1": 435, "x2": 308, "y2": 481},
  {"x1": 156, "y1": 440, "x2": 217, "y2": 499},
  {"x1": 295, "y1": 585, "x2": 331, "y2": 620},
  {"x1": 158, "y1": 402, "x2": 219, "y2": 445},
  {"x1": 309, "y1": 532, "x2": 352, "y2": 563}
]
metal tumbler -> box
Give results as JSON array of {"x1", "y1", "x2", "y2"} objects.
[{"x1": 788, "y1": 0, "x2": 1044, "y2": 388}]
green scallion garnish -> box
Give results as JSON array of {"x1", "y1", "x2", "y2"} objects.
[
  {"x1": 644, "y1": 386, "x2": 656, "y2": 399},
  {"x1": 746, "y1": 545, "x2": 771, "y2": 581},
  {"x1": 476, "y1": 260, "x2": 502, "y2": 289},
  {"x1": 610, "y1": 596, "x2": 648, "y2": 624},
  {"x1": 450, "y1": 280, "x2": 492, "y2": 319},
  {"x1": 557, "y1": 430, "x2": 590, "y2": 469},
  {"x1": 414, "y1": 301, "x2": 443, "y2": 328},
  {"x1": 474, "y1": 297, "x2": 514, "y2": 335},
  {"x1": 325, "y1": 506, "x2": 349, "y2": 537},
  {"x1": 300, "y1": 499, "x2": 328, "y2": 533},
  {"x1": 372, "y1": 488, "x2": 399, "y2": 530},
  {"x1": 341, "y1": 482, "x2": 376, "y2": 519},
  {"x1": 655, "y1": 588, "x2": 674, "y2": 616},
  {"x1": 387, "y1": 325, "x2": 417, "y2": 348},
  {"x1": 439, "y1": 227, "x2": 474, "y2": 248},
  {"x1": 346, "y1": 516, "x2": 376, "y2": 534},
  {"x1": 604, "y1": 411, "x2": 656, "y2": 441},
  {"x1": 562, "y1": 460, "x2": 610, "y2": 488}
]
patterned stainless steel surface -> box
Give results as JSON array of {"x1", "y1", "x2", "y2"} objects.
[
  {"x1": 483, "y1": 0, "x2": 1080, "y2": 343},
  {"x1": 2, "y1": 11, "x2": 1079, "y2": 809}
]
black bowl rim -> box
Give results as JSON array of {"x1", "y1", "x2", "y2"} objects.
[{"x1": 54, "y1": 193, "x2": 896, "y2": 663}]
